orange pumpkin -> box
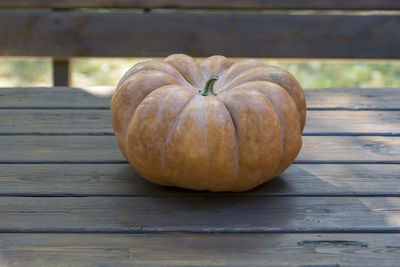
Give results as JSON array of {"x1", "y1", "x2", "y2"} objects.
[{"x1": 111, "y1": 54, "x2": 306, "y2": 192}]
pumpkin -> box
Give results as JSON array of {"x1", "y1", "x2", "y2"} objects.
[{"x1": 110, "y1": 54, "x2": 306, "y2": 192}]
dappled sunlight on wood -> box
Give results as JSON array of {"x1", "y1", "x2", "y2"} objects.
[
  {"x1": 0, "y1": 254, "x2": 10, "y2": 267},
  {"x1": 360, "y1": 198, "x2": 400, "y2": 227},
  {"x1": 77, "y1": 86, "x2": 115, "y2": 97},
  {"x1": 1, "y1": 1, "x2": 400, "y2": 264}
]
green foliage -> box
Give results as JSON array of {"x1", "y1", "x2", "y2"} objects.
[
  {"x1": 1, "y1": 57, "x2": 400, "y2": 88},
  {"x1": 71, "y1": 58, "x2": 143, "y2": 87},
  {"x1": 268, "y1": 61, "x2": 400, "y2": 88},
  {"x1": 0, "y1": 58, "x2": 51, "y2": 86}
]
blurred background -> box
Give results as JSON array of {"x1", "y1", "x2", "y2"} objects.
[{"x1": 1, "y1": 57, "x2": 400, "y2": 89}]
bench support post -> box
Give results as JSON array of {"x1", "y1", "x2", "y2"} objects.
[{"x1": 53, "y1": 59, "x2": 70, "y2": 87}]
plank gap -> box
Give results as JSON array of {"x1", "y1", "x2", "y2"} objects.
[{"x1": 1, "y1": 228, "x2": 400, "y2": 234}]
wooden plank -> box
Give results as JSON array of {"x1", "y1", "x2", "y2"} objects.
[
  {"x1": 0, "y1": 0, "x2": 399, "y2": 10},
  {"x1": 0, "y1": 196, "x2": 399, "y2": 232},
  {"x1": 52, "y1": 59, "x2": 70, "y2": 87},
  {"x1": 0, "y1": 164, "x2": 399, "y2": 196},
  {"x1": 0, "y1": 87, "x2": 111, "y2": 109},
  {"x1": 0, "y1": 136, "x2": 399, "y2": 163},
  {"x1": 1, "y1": 109, "x2": 400, "y2": 135},
  {"x1": 1, "y1": 233, "x2": 400, "y2": 266},
  {"x1": 0, "y1": 88, "x2": 399, "y2": 110},
  {"x1": 1, "y1": 11, "x2": 400, "y2": 58},
  {"x1": 306, "y1": 88, "x2": 400, "y2": 110},
  {"x1": 0, "y1": 136, "x2": 123, "y2": 162},
  {"x1": 297, "y1": 136, "x2": 400, "y2": 163},
  {"x1": 0, "y1": 110, "x2": 112, "y2": 135},
  {"x1": 304, "y1": 110, "x2": 400, "y2": 135}
]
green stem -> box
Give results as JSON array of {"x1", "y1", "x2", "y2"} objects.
[{"x1": 198, "y1": 76, "x2": 218, "y2": 96}]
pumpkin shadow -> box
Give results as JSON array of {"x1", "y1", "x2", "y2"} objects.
[
  {"x1": 111, "y1": 165, "x2": 298, "y2": 232},
  {"x1": 115, "y1": 164, "x2": 297, "y2": 197},
  {"x1": 109, "y1": 164, "x2": 395, "y2": 254},
  {"x1": 110, "y1": 165, "x2": 320, "y2": 230}
]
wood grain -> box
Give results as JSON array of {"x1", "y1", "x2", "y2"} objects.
[
  {"x1": 0, "y1": 196, "x2": 400, "y2": 232},
  {"x1": 1, "y1": 88, "x2": 398, "y2": 109},
  {"x1": 0, "y1": 86, "x2": 398, "y2": 265},
  {"x1": 1, "y1": 109, "x2": 399, "y2": 135},
  {"x1": 0, "y1": 136, "x2": 399, "y2": 163},
  {"x1": 0, "y1": 0, "x2": 399, "y2": 10},
  {"x1": 305, "y1": 88, "x2": 400, "y2": 110},
  {"x1": 0, "y1": 164, "x2": 399, "y2": 196},
  {"x1": 0, "y1": 109, "x2": 113, "y2": 135},
  {"x1": 1, "y1": 11, "x2": 400, "y2": 58},
  {"x1": 0, "y1": 87, "x2": 111, "y2": 109},
  {"x1": 297, "y1": 136, "x2": 400, "y2": 162},
  {"x1": 1, "y1": 233, "x2": 400, "y2": 266},
  {"x1": 304, "y1": 110, "x2": 400, "y2": 135}
]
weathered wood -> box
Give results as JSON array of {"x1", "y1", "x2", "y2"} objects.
[
  {"x1": 0, "y1": 164, "x2": 399, "y2": 196},
  {"x1": 0, "y1": 0, "x2": 399, "y2": 10},
  {"x1": 0, "y1": 110, "x2": 112, "y2": 135},
  {"x1": 306, "y1": 88, "x2": 400, "y2": 110},
  {"x1": 304, "y1": 110, "x2": 400, "y2": 135},
  {"x1": 52, "y1": 59, "x2": 70, "y2": 86},
  {"x1": 1, "y1": 233, "x2": 400, "y2": 266},
  {"x1": 0, "y1": 87, "x2": 398, "y2": 265},
  {"x1": 1, "y1": 88, "x2": 398, "y2": 110},
  {"x1": 0, "y1": 136, "x2": 399, "y2": 163},
  {"x1": 0, "y1": 196, "x2": 399, "y2": 232},
  {"x1": 1, "y1": 11, "x2": 400, "y2": 58},
  {"x1": 0, "y1": 87, "x2": 111, "y2": 109},
  {"x1": 297, "y1": 136, "x2": 400, "y2": 163},
  {"x1": 1, "y1": 109, "x2": 399, "y2": 135},
  {"x1": 0, "y1": 136, "x2": 123, "y2": 162}
]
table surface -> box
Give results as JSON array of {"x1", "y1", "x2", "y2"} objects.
[{"x1": 0, "y1": 87, "x2": 400, "y2": 266}]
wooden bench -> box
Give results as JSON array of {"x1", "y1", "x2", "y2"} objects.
[
  {"x1": 1, "y1": 1, "x2": 400, "y2": 266},
  {"x1": 1, "y1": 1, "x2": 400, "y2": 85}
]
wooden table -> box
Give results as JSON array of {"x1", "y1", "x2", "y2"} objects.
[{"x1": 1, "y1": 87, "x2": 400, "y2": 266}]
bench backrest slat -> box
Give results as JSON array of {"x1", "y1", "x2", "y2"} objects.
[{"x1": 1, "y1": 11, "x2": 400, "y2": 59}]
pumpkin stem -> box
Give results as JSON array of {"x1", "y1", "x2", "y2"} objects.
[{"x1": 199, "y1": 76, "x2": 218, "y2": 96}]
